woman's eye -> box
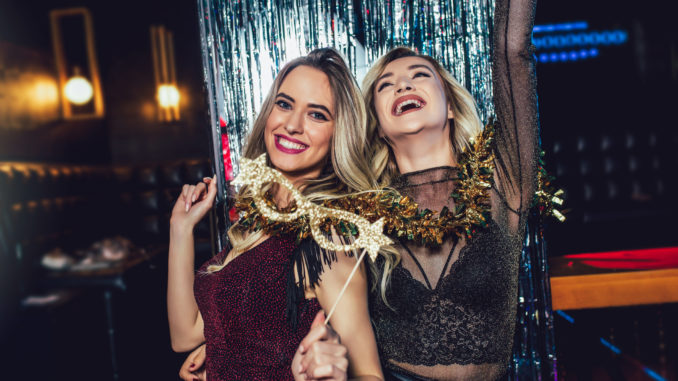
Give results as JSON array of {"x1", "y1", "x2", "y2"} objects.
[
  {"x1": 275, "y1": 100, "x2": 292, "y2": 109},
  {"x1": 413, "y1": 72, "x2": 430, "y2": 78},
  {"x1": 377, "y1": 82, "x2": 392, "y2": 92},
  {"x1": 309, "y1": 111, "x2": 328, "y2": 121}
]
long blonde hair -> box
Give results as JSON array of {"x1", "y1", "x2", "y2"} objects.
[
  {"x1": 210, "y1": 49, "x2": 399, "y2": 296},
  {"x1": 362, "y1": 47, "x2": 483, "y2": 186}
]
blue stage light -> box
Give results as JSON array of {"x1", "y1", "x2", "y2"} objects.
[
  {"x1": 533, "y1": 22, "x2": 588, "y2": 33},
  {"x1": 555, "y1": 310, "x2": 667, "y2": 381},
  {"x1": 537, "y1": 49, "x2": 600, "y2": 63},
  {"x1": 599, "y1": 338, "x2": 622, "y2": 355},
  {"x1": 533, "y1": 30, "x2": 629, "y2": 49},
  {"x1": 555, "y1": 310, "x2": 575, "y2": 323},
  {"x1": 643, "y1": 367, "x2": 667, "y2": 381}
]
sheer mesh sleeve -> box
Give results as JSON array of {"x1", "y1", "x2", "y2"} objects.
[{"x1": 491, "y1": 0, "x2": 540, "y2": 233}]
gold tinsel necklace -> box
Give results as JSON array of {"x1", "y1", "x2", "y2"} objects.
[{"x1": 234, "y1": 123, "x2": 523, "y2": 247}]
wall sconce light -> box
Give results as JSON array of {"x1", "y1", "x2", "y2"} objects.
[
  {"x1": 50, "y1": 7, "x2": 104, "y2": 119},
  {"x1": 150, "y1": 25, "x2": 180, "y2": 122},
  {"x1": 64, "y1": 68, "x2": 94, "y2": 105},
  {"x1": 157, "y1": 84, "x2": 180, "y2": 109}
]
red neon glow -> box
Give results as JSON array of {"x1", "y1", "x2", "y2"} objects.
[
  {"x1": 563, "y1": 247, "x2": 678, "y2": 270},
  {"x1": 220, "y1": 117, "x2": 233, "y2": 181}
]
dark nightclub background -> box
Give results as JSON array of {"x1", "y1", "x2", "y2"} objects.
[{"x1": 0, "y1": 0, "x2": 676, "y2": 380}]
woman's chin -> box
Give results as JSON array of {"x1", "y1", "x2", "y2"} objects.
[
  {"x1": 384, "y1": 121, "x2": 444, "y2": 140},
  {"x1": 270, "y1": 162, "x2": 320, "y2": 182}
]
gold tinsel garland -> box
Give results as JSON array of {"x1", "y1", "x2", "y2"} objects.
[
  {"x1": 534, "y1": 151, "x2": 566, "y2": 222},
  {"x1": 235, "y1": 123, "x2": 565, "y2": 247},
  {"x1": 236, "y1": 124, "x2": 498, "y2": 247}
]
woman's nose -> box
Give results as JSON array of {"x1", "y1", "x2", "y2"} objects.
[
  {"x1": 283, "y1": 111, "x2": 304, "y2": 134},
  {"x1": 395, "y1": 77, "x2": 414, "y2": 93}
]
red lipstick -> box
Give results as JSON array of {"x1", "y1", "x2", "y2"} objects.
[{"x1": 391, "y1": 95, "x2": 426, "y2": 116}]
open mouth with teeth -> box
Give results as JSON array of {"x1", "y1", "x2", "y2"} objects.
[
  {"x1": 275, "y1": 134, "x2": 309, "y2": 154},
  {"x1": 392, "y1": 96, "x2": 426, "y2": 116}
]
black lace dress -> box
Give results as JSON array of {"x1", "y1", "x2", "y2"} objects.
[{"x1": 368, "y1": 0, "x2": 540, "y2": 380}]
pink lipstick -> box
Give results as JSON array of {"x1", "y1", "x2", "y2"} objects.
[{"x1": 274, "y1": 134, "x2": 309, "y2": 154}]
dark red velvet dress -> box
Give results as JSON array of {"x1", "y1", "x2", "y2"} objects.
[{"x1": 194, "y1": 235, "x2": 322, "y2": 380}]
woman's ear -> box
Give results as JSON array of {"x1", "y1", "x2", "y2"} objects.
[{"x1": 447, "y1": 102, "x2": 455, "y2": 120}]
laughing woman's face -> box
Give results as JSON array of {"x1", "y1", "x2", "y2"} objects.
[{"x1": 372, "y1": 56, "x2": 453, "y2": 144}]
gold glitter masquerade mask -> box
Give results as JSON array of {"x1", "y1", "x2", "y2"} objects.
[{"x1": 233, "y1": 154, "x2": 393, "y2": 261}]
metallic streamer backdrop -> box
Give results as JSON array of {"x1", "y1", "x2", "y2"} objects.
[
  {"x1": 196, "y1": 1, "x2": 555, "y2": 380},
  {"x1": 197, "y1": 0, "x2": 495, "y2": 198}
]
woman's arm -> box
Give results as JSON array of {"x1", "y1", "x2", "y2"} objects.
[
  {"x1": 167, "y1": 177, "x2": 216, "y2": 352},
  {"x1": 492, "y1": 0, "x2": 540, "y2": 230},
  {"x1": 309, "y1": 250, "x2": 383, "y2": 381}
]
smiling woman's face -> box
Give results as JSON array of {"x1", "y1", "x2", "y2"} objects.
[
  {"x1": 264, "y1": 65, "x2": 335, "y2": 184},
  {"x1": 373, "y1": 56, "x2": 453, "y2": 142}
]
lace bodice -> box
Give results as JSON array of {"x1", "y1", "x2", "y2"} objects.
[{"x1": 369, "y1": 0, "x2": 539, "y2": 379}]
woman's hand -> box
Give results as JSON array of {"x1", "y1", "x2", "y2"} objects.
[
  {"x1": 170, "y1": 176, "x2": 217, "y2": 232},
  {"x1": 292, "y1": 311, "x2": 348, "y2": 381},
  {"x1": 179, "y1": 343, "x2": 207, "y2": 381}
]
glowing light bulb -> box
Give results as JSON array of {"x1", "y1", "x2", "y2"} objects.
[
  {"x1": 64, "y1": 75, "x2": 94, "y2": 105},
  {"x1": 157, "y1": 84, "x2": 180, "y2": 108}
]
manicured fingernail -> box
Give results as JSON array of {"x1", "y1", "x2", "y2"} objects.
[
  {"x1": 185, "y1": 203, "x2": 190, "y2": 212},
  {"x1": 192, "y1": 195, "x2": 196, "y2": 202}
]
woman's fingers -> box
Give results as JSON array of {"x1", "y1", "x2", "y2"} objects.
[
  {"x1": 187, "y1": 345, "x2": 205, "y2": 368},
  {"x1": 300, "y1": 341, "x2": 348, "y2": 373},
  {"x1": 304, "y1": 355, "x2": 349, "y2": 381},
  {"x1": 181, "y1": 184, "x2": 191, "y2": 201},
  {"x1": 179, "y1": 344, "x2": 206, "y2": 381},
  {"x1": 183, "y1": 176, "x2": 217, "y2": 212},
  {"x1": 178, "y1": 359, "x2": 195, "y2": 381},
  {"x1": 205, "y1": 175, "x2": 217, "y2": 204},
  {"x1": 299, "y1": 318, "x2": 340, "y2": 354},
  {"x1": 194, "y1": 369, "x2": 206, "y2": 381},
  {"x1": 185, "y1": 185, "x2": 197, "y2": 212},
  {"x1": 193, "y1": 183, "x2": 207, "y2": 202}
]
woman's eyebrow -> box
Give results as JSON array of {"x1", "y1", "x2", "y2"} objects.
[
  {"x1": 408, "y1": 64, "x2": 435, "y2": 74},
  {"x1": 308, "y1": 103, "x2": 333, "y2": 118},
  {"x1": 276, "y1": 92, "x2": 295, "y2": 103},
  {"x1": 377, "y1": 72, "x2": 393, "y2": 83}
]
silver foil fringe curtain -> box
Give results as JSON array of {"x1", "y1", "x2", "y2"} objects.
[
  {"x1": 197, "y1": 0, "x2": 495, "y2": 189},
  {"x1": 196, "y1": 1, "x2": 555, "y2": 380}
]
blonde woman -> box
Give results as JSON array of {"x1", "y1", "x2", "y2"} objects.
[
  {"x1": 295, "y1": 0, "x2": 540, "y2": 379},
  {"x1": 168, "y1": 48, "x2": 390, "y2": 381}
]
